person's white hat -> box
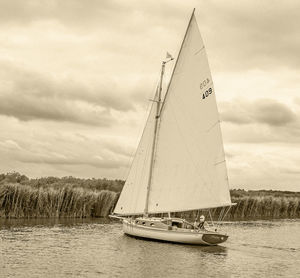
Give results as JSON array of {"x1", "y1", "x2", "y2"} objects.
[{"x1": 199, "y1": 215, "x2": 205, "y2": 222}]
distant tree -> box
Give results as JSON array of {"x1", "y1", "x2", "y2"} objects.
[{"x1": 0, "y1": 172, "x2": 29, "y2": 184}]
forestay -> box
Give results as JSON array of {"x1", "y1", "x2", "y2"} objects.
[{"x1": 114, "y1": 13, "x2": 232, "y2": 215}]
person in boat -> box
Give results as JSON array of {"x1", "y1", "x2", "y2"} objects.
[
  {"x1": 198, "y1": 215, "x2": 206, "y2": 229},
  {"x1": 194, "y1": 215, "x2": 206, "y2": 230}
]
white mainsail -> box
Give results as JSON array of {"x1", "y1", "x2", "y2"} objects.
[{"x1": 114, "y1": 12, "x2": 231, "y2": 215}]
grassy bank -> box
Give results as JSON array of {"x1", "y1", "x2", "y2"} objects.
[
  {"x1": 0, "y1": 183, "x2": 119, "y2": 218},
  {"x1": 0, "y1": 172, "x2": 299, "y2": 220},
  {"x1": 180, "y1": 195, "x2": 300, "y2": 221},
  {"x1": 229, "y1": 195, "x2": 299, "y2": 220},
  {"x1": 229, "y1": 189, "x2": 300, "y2": 220}
]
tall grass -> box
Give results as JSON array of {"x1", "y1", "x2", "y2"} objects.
[
  {"x1": 0, "y1": 172, "x2": 299, "y2": 220},
  {"x1": 178, "y1": 195, "x2": 300, "y2": 221},
  {"x1": 227, "y1": 195, "x2": 300, "y2": 220},
  {"x1": 0, "y1": 183, "x2": 118, "y2": 218}
]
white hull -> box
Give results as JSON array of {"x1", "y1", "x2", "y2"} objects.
[{"x1": 122, "y1": 218, "x2": 228, "y2": 246}]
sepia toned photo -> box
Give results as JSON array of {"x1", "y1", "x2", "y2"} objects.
[{"x1": 0, "y1": 1, "x2": 299, "y2": 277}]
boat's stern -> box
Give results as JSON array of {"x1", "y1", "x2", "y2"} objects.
[{"x1": 202, "y1": 233, "x2": 228, "y2": 245}]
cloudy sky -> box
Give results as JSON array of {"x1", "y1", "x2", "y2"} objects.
[{"x1": 0, "y1": 0, "x2": 299, "y2": 191}]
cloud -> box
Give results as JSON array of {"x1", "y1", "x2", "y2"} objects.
[
  {"x1": 221, "y1": 98, "x2": 297, "y2": 126},
  {"x1": 294, "y1": 98, "x2": 300, "y2": 106},
  {"x1": 253, "y1": 100, "x2": 296, "y2": 126},
  {"x1": 0, "y1": 0, "x2": 299, "y2": 190},
  {"x1": 0, "y1": 139, "x2": 22, "y2": 150},
  {"x1": 220, "y1": 101, "x2": 252, "y2": 124},
  {"x1": 0, "y1": 60, "x2": 144, "y2": 125},
  {"x1": 0, "y1": 96, "x2": 113, "y2": 126},
  {"x1": 196, "y1": 1, "x2": 300, "y2": 71},
  {"x1": 18, "y1": 154, "x2": 127, "y2": 169},
  {"x1": 1, "y1": 1, "x2": 300, "y2": 73},
  {"x1": 220, "y1": 98, "x2": 300, "y2": 145},
  {"x1": 0, "y1": 0, "x2": 193, "y2": 28},
  {"x1": 0, "y1": 130, "x2": 134, "y2": 174},
  {"x1": 225, "y1": 143, "x2": 300, "y2": 190}
]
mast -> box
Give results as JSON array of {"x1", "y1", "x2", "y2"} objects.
[
  {"x1": 144, "y1": 60, "x2": 165, "y2": 216},
  {"x1": 143, "y1": 9, "x2": 195, "y2": 216}
]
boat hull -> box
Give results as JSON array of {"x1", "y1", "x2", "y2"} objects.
[{"x1": 122, "y1": 219, "x2": 228, "y2": 245}]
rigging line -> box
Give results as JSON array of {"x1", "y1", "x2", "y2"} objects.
[
  {"x1": 217, "y1": 207, "x2": 225, "y2": 227},
  {"x1": 220, "y1": 207, "x2": 225, "y2": 221},
  {"x1": 222, "y1": 206, "x2": 232, "y2": 222},
  {"x1": 208, "y1": 209, "x2": 214, "y2": 226}
]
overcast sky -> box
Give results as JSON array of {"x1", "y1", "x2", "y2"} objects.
[{"x1": 0, "y1": 0, "x2": 299, "y2": 191}]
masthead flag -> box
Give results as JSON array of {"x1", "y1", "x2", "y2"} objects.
[{"x1": 166, "y1": 52, "x2": 173, "y2": 60}]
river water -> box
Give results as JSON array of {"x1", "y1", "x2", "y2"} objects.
[{"x1": 0, "y1": 218, "x2": 299, "y2": 277}]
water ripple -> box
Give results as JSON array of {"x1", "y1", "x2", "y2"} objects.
[{"x1": 1, "y1": 218, "x2": 299, "y2": 277}]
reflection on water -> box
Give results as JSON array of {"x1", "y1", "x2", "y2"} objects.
[
  {"x1": 0, "y1": 217, "x2": 111, "y2": 229},
  {"x1": 125, "y1": 234, "x2": 228, "y2": 255},
  {"x1": 1, "y1": 218, "x2": 299, "y2": 277}
]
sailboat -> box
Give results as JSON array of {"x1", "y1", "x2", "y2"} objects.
[{"x1": 110, "y1": 9, "x2": 235, "y2": 245}]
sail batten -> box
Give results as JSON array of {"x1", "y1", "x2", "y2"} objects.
[{"x1": 114, "y1": 12, "x2": 231, "y2": 216}]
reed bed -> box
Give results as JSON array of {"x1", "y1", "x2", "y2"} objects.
[
  {"x1": 0, "y1": 183, "x2": 118, "y2": 218},
  {"x1": 227, "y1": 195, "x2": 300, "y2": 220},
  {"x1": 1, "y1": 182, "x2": 299, "y2": 220},
  {"x1": 0, "y1": 173, "x2": 299, "y2": 220},
  {"x1": 179, "y1": 195, "x2": 300, "y2": 221}
]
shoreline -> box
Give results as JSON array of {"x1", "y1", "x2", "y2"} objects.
[{"x1": 1, "y1": 173, "x2": 299, "y2": 221}]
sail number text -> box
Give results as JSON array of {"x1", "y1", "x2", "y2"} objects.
[
  {"x1": 200, "y1": 78, "x2": 213, "y2": 100},
  {"x1": 202, "y1": 88, "x2": 213, "y2": 99},
  {"x1": 200, "y1": 78, "x2": 210, "y2": 90}
]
